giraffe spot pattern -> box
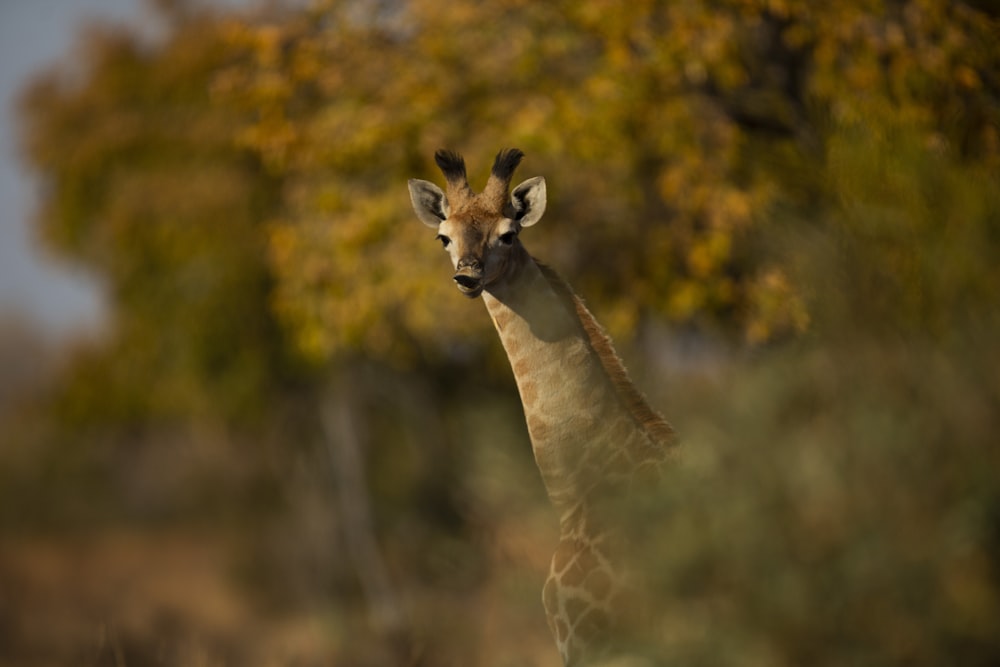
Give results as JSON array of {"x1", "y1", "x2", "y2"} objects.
[
  {"x1": 552, "y1": 540, "x2": 576, "y2": 576},
  {"x1": 520, "y1": 379, "x2": 538, "y2": 406},
  {"x1": 492, "y1": 308, "x2": 513, "y2": 331},
  {"x1": 527, "y1": 415, "x2": 549, "y2": 441},
  {"x1": 560, "y1": 546, "x2": 600, "y2": 588},
  {"x1": 543, "y1": 575, "x2": 559, "y2": 612},
  {"x1": 564, "y1": 596, "x2": 589, "y2": 626},
  {"x1": 555, "y1": 618, "x2": 570, "y2": 643}
]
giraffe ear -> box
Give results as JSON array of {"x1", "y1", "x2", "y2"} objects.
[
  {"x1": 408, "y1": 179, "x2": 449, "y2": 228},
  {"x1": 510, "y1": 176, "x2": 546, "y2": 227}
]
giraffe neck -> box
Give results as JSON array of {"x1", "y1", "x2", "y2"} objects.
[{"x1": 481, "y1": 246, "x2": 674, "y2": 531}]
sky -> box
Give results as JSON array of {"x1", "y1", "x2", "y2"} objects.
[
  {"x1": 0, "y1": 0, "x2": 145, "y2": 339},
  {"x1": 0, "y1": 0, "x2": 250, "y2": 341}
]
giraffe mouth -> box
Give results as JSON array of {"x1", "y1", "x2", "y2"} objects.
[{"x1": 453, "y1": 273, "x2": 483, "y2": 298}]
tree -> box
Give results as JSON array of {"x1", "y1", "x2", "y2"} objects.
[
  {"x1": 220, "y1": 0, "x2": 998, "y2": 362},
  {"x1": 19, "y1": 4, "x2": 291, "y2": 424}
]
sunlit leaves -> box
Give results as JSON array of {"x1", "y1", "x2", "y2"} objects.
[
  {"x1": 214, "y1": 0, "x2": 994, "y2": 362},
  {"x1": 31, "y1": 0, "x2": 993, "y2": 369}
]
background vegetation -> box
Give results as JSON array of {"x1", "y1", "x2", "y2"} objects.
[{"x1": 2, "y1": 0, "x2": 998, "y2": 665}]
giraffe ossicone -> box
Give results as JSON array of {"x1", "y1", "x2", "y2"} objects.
[{"x1": 409, "y1": 148, "x2": 677, "y2": 666}]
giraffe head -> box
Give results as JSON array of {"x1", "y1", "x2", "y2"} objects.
[{"x1": 408, "y1": 148, "x2": 546, "y2": 298}]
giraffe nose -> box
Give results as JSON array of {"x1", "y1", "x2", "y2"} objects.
[
  {"x1": 453, "y1": 258, "x2": 484, "y2": 296},
  {"x1": 456, "y1": 256, "x2": 482, "y2": 273}
]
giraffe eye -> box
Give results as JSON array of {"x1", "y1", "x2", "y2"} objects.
[
  {"x1": 498, "y1": 231, "x2": 516, "y2": 246},
  {"x1": 436, "y1": 234, "x2": 451, "y2": 248}
]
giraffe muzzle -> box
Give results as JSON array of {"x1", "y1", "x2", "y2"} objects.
[{"x1": 453, "y1": 270, "x2": 483, "y2": 297}]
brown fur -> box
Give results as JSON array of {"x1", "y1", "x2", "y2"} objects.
[
  {"x1": 483, "y1": 148, "x2": 525, "y2": 208},
  {"x1": 535, "y1": 262, "x2": 677, "y2": 451},
  {"x1": 434, "y1": 149, "x2": 473, "y2": 206},
  {"x1": 435, "y1": 147, "x2": 526, "y2": 214}
]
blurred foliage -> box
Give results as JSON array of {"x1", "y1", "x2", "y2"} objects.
[
  {"x1": 4, "y1": 0, "x2": 999, "y2": 665},
  {"x1": 643, "y1": 335, "x2": 1000, "y2": 666},
  {"x1": 18, "y1": 4, "x2": 294, "y2": 424},
  {"x1": 634, "y1": 125, "x2": 1000, "y2": 665},
  {"x1": 216, "y1": 0, "x2": 998, "y2": 363}
]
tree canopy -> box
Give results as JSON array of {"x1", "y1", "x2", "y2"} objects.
[
  {"x1": 217, "y1": 0, "x2": 998, "y2": 363},
  {"x1": 19, "y1": 6, "x2": 292, "y2": 423}
]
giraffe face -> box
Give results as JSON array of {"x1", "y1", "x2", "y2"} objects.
[
  {"x1": 408, "y1": 149, "x2": 546, "y2": 298},
  {"x1": 435, "y1": 208, "x2": 522, "y2": 298}
]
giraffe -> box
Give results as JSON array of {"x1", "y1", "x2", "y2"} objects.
[{"x1": 408, "y1": 148, "x2": 677, "y2": 665}]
